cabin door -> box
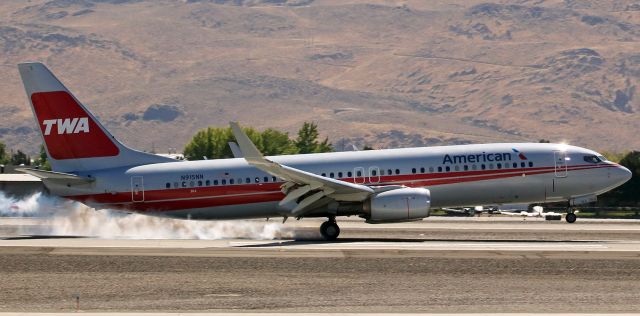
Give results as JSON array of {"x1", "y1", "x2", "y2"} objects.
[
  {"x1": 554, "y1": 151, "x2": 568, "y2": 178},
  {"x1": 131, "y1": 176, "x2": 145, "y2": 202}
]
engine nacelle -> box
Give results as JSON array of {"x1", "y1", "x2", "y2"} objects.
[{"x1": 364, "y1": 187, "x2": 431, "y2": 223}]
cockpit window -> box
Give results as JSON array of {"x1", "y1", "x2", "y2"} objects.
[
  {"x1": 583, "y1": 155, "x2": 601, "y2": 164},
  {"x1": 597, "y1": 155, "x2": 608, "y2": 162}
]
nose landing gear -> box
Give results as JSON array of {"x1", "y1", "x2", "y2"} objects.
[
  {"x1": 320, "y1": 217, "x2": 340, "y2": 240},
  {"x1": 565, "y1": 209, "x2": 577, "y2": 223}
]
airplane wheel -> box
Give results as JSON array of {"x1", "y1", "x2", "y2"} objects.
[
  {"x1": 320, "y1": 221, "x2": 340, "y2": 241},
  {"x1": 565, "y1": 212, "x2": 577, "y2": 223}
]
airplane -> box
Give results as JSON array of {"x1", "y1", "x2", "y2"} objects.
[{"x1": 15, "y1": 62, "x2": 632, "y2": 240}]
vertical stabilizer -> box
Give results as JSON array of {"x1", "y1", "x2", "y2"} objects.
[{"x1": 18, "y1": 62, "x2": 174, "y2": 173}]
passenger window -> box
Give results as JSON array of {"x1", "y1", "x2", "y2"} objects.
[
  {"x1": 173, "y1": 182, "x2": 179, "y2": 188},
  {"x1": 264, "y1": 176, "x2": 269, "y2": 182},
  {"x1": 166, "y1": 182, "x2": 171, "y2": 189},
  {"x1": 322, "y1": 173, "x2": 326, "y2": 177},
  {"x1": 238, "y1": 178, "x2": 242, "y2": 184},
  {"x1": 521, "y1": 162, "x2": 526, "y2": 168},
  {"x1": 455, "y1": 165, "x2": 460, "y2": 171},
  {"x1": 206, "y1": 180, "x2": 210, "y2": 186},
  {"x1": 221, "y1": 179, "x2": 226, "y2": 185},
  {"x1": 338, "y1": 172, "x2": 343, "y2": 178},
  {"x1": 255, "y1": 177, "x2": 260, "y2": 183},
  {"x1": 272, "y1": 176, "x2": 277, "y2": 182},
  {"x1": 497, "y1": 163, "x2": 502, "y2": 169},
  {"x1": 197, "y1": 180, "x2": 203, "y2": 186},
  {"x1": 372, "y1": 169, "x2": 377, "y2": 176},
  {"x1": 348, "y1": 171, "x2": 353, "y2": 177},
  {"x1": 387, "y1": 169, "x2": 393, "y2": 175},
  {"x1": 464, "y1": 165, "x2": 469, "y2": 171},
  {"x1": 182, "y1": 181, "x2": 187, "y2": 188},
  {"x1": 214, "y1": 180, "x2": 219, "y2": 185},
  {"x1": 445, "y1": 166, "x2": 450, "y2": 172},
  {"x1": 481, "y1": 164, "x2": 486, "y2": 170},
  {"x1": 437, "y1": 166, "x2": 442, "y2": 172},
  {"x1": 330, "y1": 172, "x2": 335, "y2": 178},
  {"x1": 229, "y1": 179, "x2": 234, "y2": 185},
  {"x1": 357, "y1": 170, "x2": 362, "y2": 177},
  {"x1": 512, "y1": 162, "x2": 517, "y2": 168},
  {"x1": 528, "y1": 162, "x2": 533, "y2": 167},
  {"x1": 412, "y1": 168, "x2": 417, "y2": 174},
  {"x1": 420, "y1": 167, "x2": 425, "y2": 173},
  {"x1": 246, "y1": 177, "x2": 251, "y2": 184},
  {"x1": 429, "y1": 167, "x2": 434, "y2": 173},
  {"x1": 395, "y1": 169, "x2": 400, "y2": 175}
]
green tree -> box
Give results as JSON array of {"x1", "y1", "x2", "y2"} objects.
[
  {"x1": 183, "y1": 127, "x2": 234, "y2": 160},
  {"x1": 295, "y1": 122, "x2": 333, "y2": 154},
  {"x1": 183, "y1": 126, "x2": 298, "y2": 160},
  {"x1": 184, "y1": 123, "x2": 332, "y2": 160},
  {"x1": 601, "y1": 151, "x2": 627, "y2": 163},
  {"x1": 0, "y1": 142, "x2": 8, "y2": 164},
  {"x1": 38, "y1": 144, "x2": 52, "y2": 170},
  {"x1": 598, "y1": 151, "x2": 640, "y2": 206},
  {"x1": 10, "y1": 150, "x2": 30, "y2": 166},
  {"x1": 259, "y1": 128, "x2": 298, "y2": 156}
]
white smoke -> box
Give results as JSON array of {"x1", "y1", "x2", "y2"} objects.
[
  {"x1": 0, "y1": 191, "x2": 66, "y2": 217},
  {"x1": 0, "y1": 192, "x2": 293, "y2": 240}
]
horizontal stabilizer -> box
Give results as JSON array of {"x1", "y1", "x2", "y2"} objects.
[{"x1": 17, "y1": 168, "x2": 94, "y2": 185}]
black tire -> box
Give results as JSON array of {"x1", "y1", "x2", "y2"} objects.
[
  {"x1": 320, "y1": 221, "x2": 340, "y2": 241},
  {"x1": 565, "y1": 212, "x2": 577, "y2": 223}
]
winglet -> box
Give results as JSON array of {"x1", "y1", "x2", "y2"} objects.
[
  {"x1": 229, "y1": 122, "x2": 267, "y2": 165},
  {"x1": 228, "y1": 142, "x2": 243, "y2": 158}
]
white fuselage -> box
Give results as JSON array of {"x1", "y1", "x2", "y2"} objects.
[{"x1": 45, "y1": 142, "x2": 630, "y2": 220}]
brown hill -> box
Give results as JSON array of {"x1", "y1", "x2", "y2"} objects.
[{"x1": 2, "y1": 0, "x2": 640, "y2": 155}]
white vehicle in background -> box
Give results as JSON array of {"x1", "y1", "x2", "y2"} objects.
[{"x1": 500, "y1": 206, "x2": 570, "y2": 221}]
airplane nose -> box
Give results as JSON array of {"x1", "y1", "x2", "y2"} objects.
[{"x1": 616, "y1": 165, "x2": 632, "y2": 183}]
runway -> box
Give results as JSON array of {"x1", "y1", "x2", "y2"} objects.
[{"x1": 1, "y1": 217, "x2": 640, "y2": 313}]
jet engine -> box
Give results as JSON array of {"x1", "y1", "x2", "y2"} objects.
[{"x1": 363, "y1": 187, "x2": 431, "y2": 223}]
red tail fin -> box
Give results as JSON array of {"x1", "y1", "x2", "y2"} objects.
[
  {"x1": 19, "y1": 62, "x2": 174, "y2": 172},
  {"x1": 31, "y1": 91, "x2": 119, "y2": 159}
]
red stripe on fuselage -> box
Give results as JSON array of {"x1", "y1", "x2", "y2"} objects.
[{"x1": 66, "y1": 164, "x2": 615, "y2": 212}]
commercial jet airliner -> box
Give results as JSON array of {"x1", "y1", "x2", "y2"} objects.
[{"x1": 17, "y1": 63, "x2": 632, "y2": 240}]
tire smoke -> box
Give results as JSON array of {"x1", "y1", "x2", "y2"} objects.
[{"x1": 0, "y1": 192, "x2": 292, "y2": 240}]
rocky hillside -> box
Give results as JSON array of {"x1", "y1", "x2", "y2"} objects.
[{"x1": 2, "y1": 0, "x2": 640, "y2": 154}]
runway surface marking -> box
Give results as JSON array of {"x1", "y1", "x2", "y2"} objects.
[{"x1": 1, "y1": 313, "x2": 639, "y2": 316}]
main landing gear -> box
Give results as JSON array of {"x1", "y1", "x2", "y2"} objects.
[
  {"x1": 565, "y1": 209, "x2": 577, "y2": 223},
  {"x1": 320, "y1": 217, "x2": 340, "y2": 241}
]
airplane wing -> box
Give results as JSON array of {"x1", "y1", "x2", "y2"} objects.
[{"x1": 230, "y1": 122, "x2": 374, "y2": 217}]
